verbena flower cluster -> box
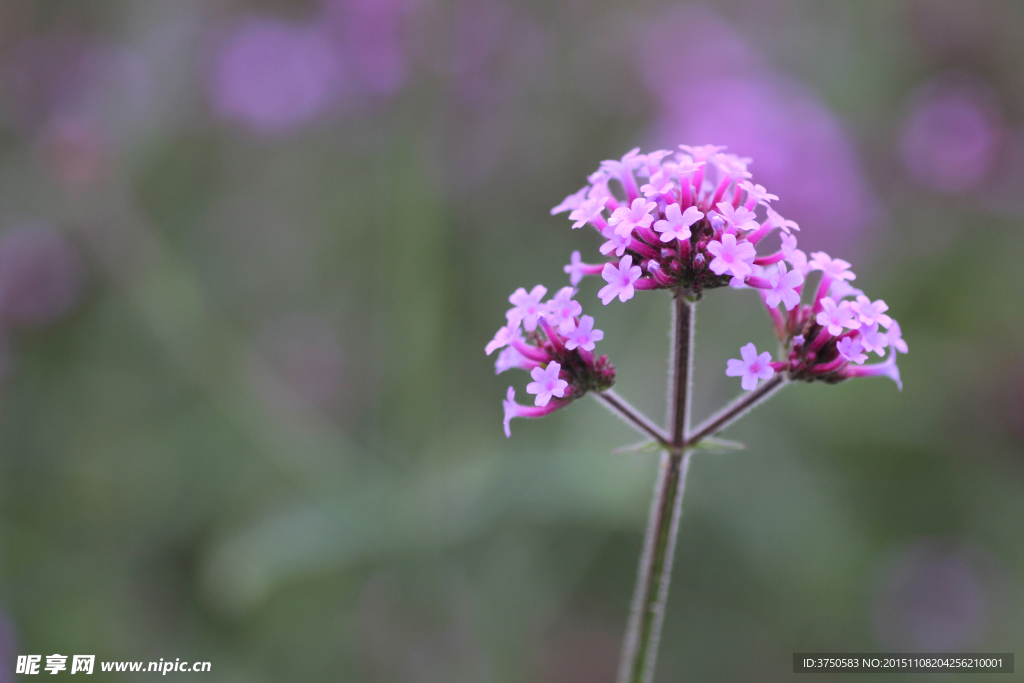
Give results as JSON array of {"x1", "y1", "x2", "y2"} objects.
[
  {"x1": 486, "y1": 285, "x2": 615, "y2": 436},
  {"x1": 491, "y1": 144, "x2": 907, "y2": 435}
]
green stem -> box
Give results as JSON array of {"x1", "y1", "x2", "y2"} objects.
[{"x1": 618, "y1": 294, "x2": 693, "y2": 683}]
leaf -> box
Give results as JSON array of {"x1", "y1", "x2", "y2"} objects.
[
  {"x1": 690, "y1": 437, "x2": 746, "y2": 453},
  {"x1": 613, "y1": 440, "x2": 667, "y2": 456}
]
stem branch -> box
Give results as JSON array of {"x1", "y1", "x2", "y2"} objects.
[
  {"x1": 594, "y1": 390, "x2": 672, "y2": 449},
  {"x1": 685, "y1": 375, "x2": 786, "y2": 448}
]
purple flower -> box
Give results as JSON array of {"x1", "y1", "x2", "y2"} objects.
[
  {"x1": 740, "y1": 181, "x2": 778, "y2": 206},
  {"x1": 495, "y1": 344, "x2": 532, "y2": 374},
  {"x1": 608, "y1": 198, "x2": 656, "y2": 238},
  {"x1": 707, "y1": 233, "x2": 756, "y2": 279},
  {"x1": 598, "y1": 226, "x2": 632, "y2": 258},
  {"x1": 843, "y1": 348, "x2": 902, "y2": 390},
  {"x1": 809, "y1": 251, "x2": 856, "y2": 281},
  {"x1": 678, "y1": 144, "x2": 727, "y2": 161},
  {"x1": 714, "y1": 203, "x2": 759, "y2": 233},
  {"x1": 852, "y1": 295, "x2": 892, "y2": 328},
  {"x1": 726, "y1": 342, "x2": 775, "y2": 391},
  {"x1": 712, "y1": 153, "x2": 752, "y2": 180},
  {"x1": 764, "y1": 262, "x2": 804, "y2": 311},
  {"x1": 816, "y1": 297, "x2": 860, "y2": 336},
  {"x1": 598, "y1": 256, "x2": 642, "y2": 304},
  {"x1": 766, "y1": 206, "x2": 799, "y2": 234},
  {"x1": 550, "y1": 186, "x2": 589, "y2": 215},
  {"x1": 568, "y1": 197, "x2": 608, "y2": 229},
  {"x1": 858, "y1": 323, "x2": 890, "y2": 357},
  {"x1": 563, "y1": 250, "x2": 603, "y2": 286},
  {"x1": 485, "y1": 324, "x2": 520, "y2": 355},
  {"x1": 653, "y1": 204, "x2": 703, "y2": 243},
  {"x1": 502, "y1": 386, "x2": 563, "y2": 437},
  {"x1": 545, "y1": 287, "x2": 582, "y2": 335},
  {"x1": 829, "y1": 279, "x2": 864, "y2": 301},
  {"x1": 837, "y1": 336, "x2": 868, "y2": 365},
  {"x1": 507, "y1": 285, "x2": 547, "y2": 331},
  {"x1": 564, "y1": 315, "x2": 604, "y2": 352},
  {"x1": 637, "y1": 149, "x2": 674, "y2": 176},
  {"x1": 889, "y1": 321, "x2": 909, "y2": 354},
  {"x1": 526, "y1": 362, "x2": 570, "y2": 407},
  {"x1": 0, "y1": 223, "x2": 83, "y2": 327},
  {"x1": 640, "y1": 171, "x2": 675, "y2": 198}
]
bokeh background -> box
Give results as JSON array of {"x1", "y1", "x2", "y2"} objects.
[{"x1": 0, "y1": 0, "x2": 1022, "y2": 681}]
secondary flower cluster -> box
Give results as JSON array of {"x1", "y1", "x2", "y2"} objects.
[
  {"x1": 552, "y1": 144, "x2": 907, "y2": 394},
  {"x1": 486, "y1": 285, "x2": 615, "y2": 436},
  {"x1": 554, "y1": 144, "x2": 799, "y2": 301},
  {"x1": 724, "y1": 251, "x2": 908, "y2": 392}
]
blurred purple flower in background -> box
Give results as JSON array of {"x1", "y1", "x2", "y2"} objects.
[
  {"x1": 898, "y1": 74, "x2": 1003, "y2": 194},
  {"x1": 4, "y1": 33, "x2": 95, "y2": 129},
  {"x1": 4, "y1": 34, "x2": 153, "y2": 130},
  {"x1": 3, "y1": 33, "x2": 153, "y2": 185},
  {"x1": 449, "y1": 0, "x2": 516, "y2": 105},
  {"x1": 871, "y1": 540, "x2": 1001, "y2": 652},
  {"x1": 208, "y1": 16, "x2": 345, "y2": 132},
  {"x1": 0, "y1": 223, "x2": 84, "y2": 327},
  {"x1": 36, "y1": 117, "x2": 107, "y2": 189},
  {"x1": 639, "y1": 7, "x2": 876, "y2": 257},
  {"x1": 319, "y1": 0, "x2": 422, "y2": 97}
]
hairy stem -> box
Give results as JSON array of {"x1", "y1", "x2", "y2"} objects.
[
  {"x1": 685, "y1": 374, "x2": 786, "y2": 449},
  {"x1": 618, "y1": 295, "x2": 693, "y2": 683},
  {"x1": 595, "y1": 390, "x2": 672, "y2": 449}
]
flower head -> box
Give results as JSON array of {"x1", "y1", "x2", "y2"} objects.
[
  {"x1": 491, "y1": 283, "x2": 615, "y2": 436},
  {"x1": 541, "y1": 144, "x2": 907, "y2": 410}
]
